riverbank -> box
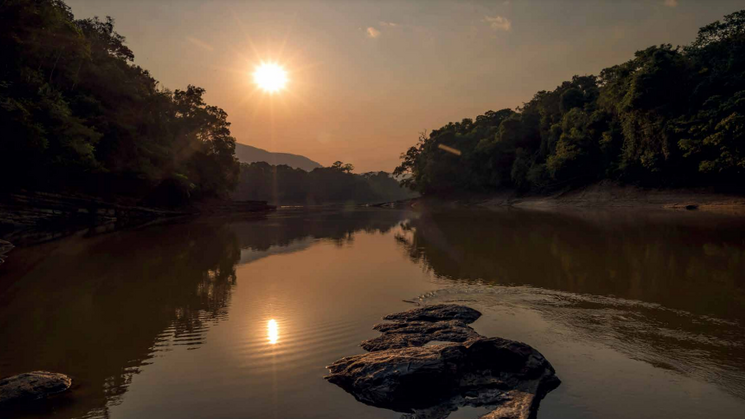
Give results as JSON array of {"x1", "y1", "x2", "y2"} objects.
[
  {"x1": 0, "y1": 191, "x2": 275, "y2": 246},
  {"x1": 412, "y1": 181, "x2": 745, "y2": 214}
]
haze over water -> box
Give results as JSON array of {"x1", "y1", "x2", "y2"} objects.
[{"x1": 1, "y1": 208, "x2": 744, "y2": 419}]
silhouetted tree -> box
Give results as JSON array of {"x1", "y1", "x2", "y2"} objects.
[
  {"x1": 331, "y1": 161, "x2": 355, "y2": 173},
  {"x1": 395, "y1": 10, "x2": 745, "y2": 194},
  {"x1": 0, "y1": 0, "x2": 239, "y2": 203},
  {"x1": 234, "y1": 162, "x2": 416, "y2": 205}
]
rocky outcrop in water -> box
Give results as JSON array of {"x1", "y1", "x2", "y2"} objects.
[
  {"x1": 382, "y1": 304, "x2": 482, "y2": 323},
  {"x1": 326, "y1": 304, "x2": 560, "y2": 419},
  {"x1": 0, "y1": 371, "x2": 72, "y2": 405}
]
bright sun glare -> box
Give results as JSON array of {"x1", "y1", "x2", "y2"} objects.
[
  {"x1": 267, "y1": 319, "x2": 279, "y2": 344},
  {"x1": 253, "y1": 63, "x2": 287, "y2": 93}
]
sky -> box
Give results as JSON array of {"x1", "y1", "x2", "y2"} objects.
[{"x1": 65, "y1": 0, "x2": 744, "y2": 172}]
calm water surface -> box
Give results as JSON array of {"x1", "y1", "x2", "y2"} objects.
[{"x1": 1, "y1": 208, "x2": 744, "y2": 419}]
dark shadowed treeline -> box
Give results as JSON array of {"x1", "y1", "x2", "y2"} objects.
[
  {"x1": 395, "y1": 11, "x2": 745, "y2": 195},
  {"x1": 0, "y1": 0, "x2": 239, "y2": 203},
  {"x1": 233, "y1": 161, "x2": 417, "y2": 205}
]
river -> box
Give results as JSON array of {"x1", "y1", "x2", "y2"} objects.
[{"x1": 1, "y1": 207, "x2": 744, "y2": 418}]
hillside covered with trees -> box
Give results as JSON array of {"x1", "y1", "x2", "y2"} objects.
[
  {"x1": 0, "y1": 0, "x2": 239, "y2": 203},
  {"x1": 394, "y1": 11, "x2": 745, "y2": 196},
  {"x1": 234, "y1": 161, "x2": 416, "y2": 205},
  {"x1": 234, "y1": 143, "x2": 322, "y2": 172}
]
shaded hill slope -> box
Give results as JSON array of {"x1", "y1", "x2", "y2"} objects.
[{"x1": 235, "y1": 143, "x2": 322, "y2": 172}]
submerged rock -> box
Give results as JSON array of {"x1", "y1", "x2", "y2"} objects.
[
  {"x1": 0, "y1": 371, "x2": 72, "y2": 405},
  {"x1": 383, "y1": 304, "x2": 482, "y2": 324},
  {"x1": 326, "y1": 305, "x2": 559, "y2": 419}
]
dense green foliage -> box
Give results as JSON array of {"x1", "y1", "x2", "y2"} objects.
[
  {"x1": 234, "y1": 162, "x2": 416, "y2": 205},
  {"x1": 395, "y1": 11, "x2": 745, "y2": 194},
  {"x1": 0, "y1": 0, "x2": 239, "y2": 202}
]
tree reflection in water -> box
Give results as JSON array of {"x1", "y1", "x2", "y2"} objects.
[
  {"x1": 0, "y1": 209, "x2": 408, "y2": 419},
  {"x1": 395, "y1": 209, "x2": 745, "y2": 400},
  {"x1": 0, "y1": 222, "x2": 241, "y2": 418}
]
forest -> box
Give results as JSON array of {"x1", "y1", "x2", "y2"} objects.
[
  {"x1": 394, "y1": 10, "x2": 745, "y2": 195},
  {"x1": 0, "y1": 0, "x2": 412, "y2": 207},
  {"x1": 1, "y1": 0, "x2": 239, "y2": 203},
  {"x1": 233, "y1": 161, "x2": 416, "y2": 205}
]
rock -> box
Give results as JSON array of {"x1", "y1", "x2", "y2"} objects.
[
  {"x1": 479, "y1": 391, "x2": 539, "y2": 419},
  {"x1": 0, "y1": 239, "x2": 13, "y2": 265},
  {"x1": 327, "y1": 305, "x2": 560, "y2": 419},
  {"x1": 362, "y1": 320, "x2": 480, "y2": 352},
  {"x1": 383, "y1": 304, "x2": 482, "y2": 324},
  {"x1": 0, "y1": 371, "x2": 72, "y2": 405},
  {"x1": 327, "y1": 343, "x2": 468, "y2": 410},
  {"x1": 402, "y1": 389, "x2": 535, "y2": 419},
  {"x1": 327, "y1": 337, "x2": 558, "y2": 414}
]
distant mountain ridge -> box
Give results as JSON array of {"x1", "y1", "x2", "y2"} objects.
[{"x1": 235, "y1": 143, "x2": 323, "y2": 172}]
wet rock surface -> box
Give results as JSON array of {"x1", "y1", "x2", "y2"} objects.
[
  {"x1": 0, "y1": 371, "x2": 72, "y2": 405},
  {"x1": 383, "y1": 304, "x2": 482, "y2": 324},
  {"x1": 0, "y1": 239, "x2": 13, "y2": 265},
  {"x1": 326, "y1": 304, "x2": 560, "y2": 419},
  {"x1": 362, "y1": 320, "x2": 480, "y2": 352}
]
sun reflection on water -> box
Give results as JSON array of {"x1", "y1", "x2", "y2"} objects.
[{"x1": 267, "y1": 319, "x2": 279, "y2": 344}]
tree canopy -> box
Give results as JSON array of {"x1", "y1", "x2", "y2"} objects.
[
  {"x1": 331, "y1": 161, "x2": 355, "y2": 173},
  {"x1": 0, "y1": 0, "x2": 239, "y2": 202},
  {"x1": 395, "y1": 10, "x2": 745, "y2": 195},
  {"x1": 234, "y1": 162, "x2": 416, "y2": 205}
]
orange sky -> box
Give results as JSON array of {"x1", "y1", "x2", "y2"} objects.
[{"x1": 66, "y1": 0, "x2": 743, "y2": 172}]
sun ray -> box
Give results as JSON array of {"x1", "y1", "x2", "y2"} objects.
[
  {"x1": 277, "y1": 12, "x2": 298, "y2": 59},
  {"x1": 229, "y1": 7, "x2": 263, "y2": 62}
]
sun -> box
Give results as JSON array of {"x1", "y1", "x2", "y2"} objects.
[{"x1": 252, "y1": 63, "x2": 288, "y2": 93}]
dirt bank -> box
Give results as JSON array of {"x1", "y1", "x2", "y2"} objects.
[{"x1": 415, "y1": 182, "x2": 745, "y2": 214}]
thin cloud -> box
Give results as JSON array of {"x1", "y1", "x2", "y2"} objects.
[
  {"x1": 366, "y1": 27, "x2": 381, "y2": 38},
  {"x1": 483, "y1": 15, "x2": 512, "y2": 32},
  {"x1": 379, "y1": 21, "x2": 398, "y2": 27},
  {"x1": 186, "y1": 36, "x2": 214, "y2": 52},
  {"x1": 664, "y1": 0, "x2": 679, "y2": 7}
]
